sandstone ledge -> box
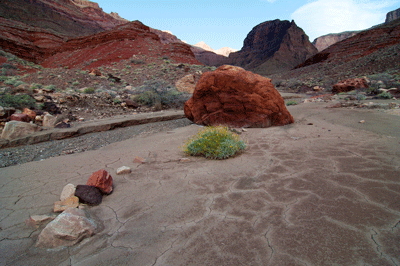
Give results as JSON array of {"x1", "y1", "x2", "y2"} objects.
[{"x1": 0, "y1": 111, "x2": 185, "y2": 149}]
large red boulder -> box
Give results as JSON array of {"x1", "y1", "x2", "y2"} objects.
[
  {"x1": 184, "y1": 65, "x2": 294, "y2": 128},
  {"x1": 332, "y1": 78, "x2": 369, "y2": 94}
]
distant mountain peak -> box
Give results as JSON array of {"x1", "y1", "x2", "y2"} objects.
[
  {"x1": 194, "y1": 42, "x2": 237, "y2": 57},
  {"x1": 194, "y1": 41, "x2": 214, "y2": 52}
]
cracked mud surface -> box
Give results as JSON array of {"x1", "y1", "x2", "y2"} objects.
[{"x1": 1, "y1": 102, "x2": 399, "y2": 265}]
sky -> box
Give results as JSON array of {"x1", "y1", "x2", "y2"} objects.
[{"x1": 95, "y1": 0, "x2": 400, "y2": 51}]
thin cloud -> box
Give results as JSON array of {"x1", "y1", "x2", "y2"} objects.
[{"x1": 291, "y1": 0, "x2": 394, "y2": 41}]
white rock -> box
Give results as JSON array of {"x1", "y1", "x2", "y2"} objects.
[
  {"x1": 359, "y1": 120, "x2": 365, "y2": 124},
  {"x1": 117, "y1": 166, "x2": 131, "y2": 175},
  {"x1": 42, "y1": 114, "x2": 57, "y2": 127},
  {"x1": 60, "y1": 183, "x2": 76, "y2": 201},
  {"x1": 1, "y1": 121, "x2": 41, "y2": 140},
  {"x1": 36, "y1": 208, "x2": 97, "y2": 248},
  {"x1": 30, "y1": 214, "x2": 57, "y2": 224}
]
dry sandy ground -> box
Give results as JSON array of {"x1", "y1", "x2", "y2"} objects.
[{"x1": 0, "y1": 102, "x2": 399, "y2": 265}]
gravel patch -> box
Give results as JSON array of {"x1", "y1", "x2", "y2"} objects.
[{"x1": 0, "y1": 118, "x2": 192, "y2": 168}]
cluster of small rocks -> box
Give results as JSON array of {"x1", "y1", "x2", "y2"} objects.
[{"x1": 26, "y1": 168, "x2": 134, "y2": 249}]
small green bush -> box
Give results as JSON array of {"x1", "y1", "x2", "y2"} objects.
[
  {"x1": 31, "y1": 83, "x2": 43, "y2": 90},
  {"x1": 0, "y1": 94, "x2": 36, "y2": 109},
  {"x1": 131, "y1": 59, "x2": 145, "y2": 65},
  {"x1": 183, "y1": 126, "x2": 247, "y2": 160},
  {"x1": 4, "y1": 77, "x2": 21, "y2": 86},
  {"x1": 286, "y1": 100, "x2": 298, "y2": 106},
  {"x1": 377, "y1": 91, "x2": 392, "y2": 99},
  {"x1": 44, "y1": 84, "x2": 56, "y2": 91},
  {"x1": 84, "y1": 87, "x2": 95, "y2": 94},
  {"x1": 136, "y1": 80, "x2": 190, "y2": 109},
  {"x1": 356, "y1": 93, "x2": 366, "y2": 101}
]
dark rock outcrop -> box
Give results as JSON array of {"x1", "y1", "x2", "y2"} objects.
[
  {"x1": 184, "y1": 65, "x2": 294, "y2": 128},
  {"x1": 385, "y1": 7, "x2": 400, "y2": 23},
  {"x1": 312, "y1": 31, "x2": 359, "y2": 52},
  {"x1": 228, "y1": 19, "x2": 317, "y2": 75}
]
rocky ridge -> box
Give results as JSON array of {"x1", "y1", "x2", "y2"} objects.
[
  {"x1": 295, "y1": 19, "x2": 400, "y2": 71},
  {"x1": 312, "y1": 31, "x2": 359, "y2": 52},
  {"x1": 0, "y1": 0, "x2": 126, "y2": 37}
]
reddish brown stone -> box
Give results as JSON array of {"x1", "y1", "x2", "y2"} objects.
[
  {"x1": 124, "y1": 99, "x2": 138, "y2": 108},
  {"x1": 332, "y1": 78, "x2": 369, "y2": 94},
  {"x1": 10, "y1": 113, "x2": 31, "y2": 122},
  {"x1": 23, "y1": 108, "x2": 36, "y2": 121},
  {"x1": 184, "y1": 65, "x2": 294, "y2": 128},
  {"x1": 86, "y1": 169, "x2": 113, "y2": 194},
  {"x1": 90, "y1": 69, "x2": 102, "y2": 76}
]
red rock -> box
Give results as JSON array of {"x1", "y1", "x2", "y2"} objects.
[
  {"x1": 23, "y1": 108, "x2": 36, "y2": 121},
  {"x1": 124, "y1": 99, "x2": 138, "y2": 108},
  {"x1": 10, "y1": 113, "x2": 31, "y2": 122},
  {"x1": 184, "y1": 65, "x2": 294, "y2": 128},
  {"x1": 90, "y1": 69, "x2": 102, "y2": 76},
  {"x1": 86, "y1": 169, "x2": 113, "y2": 194},
  {"x1": 332, "y1": 78, "x2": 369, "y2": 94}
]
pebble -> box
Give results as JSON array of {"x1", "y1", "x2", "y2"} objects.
[{"x1": 117, "y1": 166, "x2": 131, "y2": 175}]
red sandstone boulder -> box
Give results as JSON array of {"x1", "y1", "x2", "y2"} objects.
[
  {"x1": 332, "y1": 78, "x2": 369, "y2": 94},
  {"x1": 10, "y1": 113, "x2": 31, "y2": 122},
  {"x1": 23, "y1": 108, "x2": 36, "y2": 121},
  {"x1": 86, "y1": 169, "x2": 113, "y2": 194},
  {"x1": 184, "y1": 65, "x2": 294, "y2": 128}
]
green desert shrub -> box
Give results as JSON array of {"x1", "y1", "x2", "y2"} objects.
[
  {"x1": 44, "y1": 84, "x2": 56, "y2": 91},
  {"x1": 136, "y1": 80, "x2": 190, "y2": 109},
  {"x1": 84, "y1": 87, "x2": 95, "y2": 94},
  {"x1": 0, "y1": 94, "x2": 36, "y2": 109},
  {"x1": 183, "y1": 126, "x2": 247, "y2": 160},
  {"x1": 286, "y1": 100, "x2": 298, "y2": 106},
  {"x1": 30, "y1": 83, "x2": 43, "y2": 90},
  {"x1": 3, "y1": 76, "x2": 22, "y2": 86},
  {"x1": 377, "y1": 91, "x2": 393, "y2": 99}
]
